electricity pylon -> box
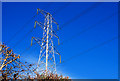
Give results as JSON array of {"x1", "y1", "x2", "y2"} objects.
[{"x1": 31, "y1": 9, "x2": 61, "y2": 76}]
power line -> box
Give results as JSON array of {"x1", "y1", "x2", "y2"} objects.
[
  {"x1": 7, "y1": 2, "x2": 98, "y2": 50},
  {"x1": 55, "y1": 11, "x2": 118, "y2": 66},
  {"x1": 6, "y1": 2, "x2": 53, "y2": 45},
  {"x1": 8, "y1": 2, "x2": 115, "y2": 69},
  {"x1": 20, "y1": 7, "x2": 117, "y2": 69},
  {"x1": 12, "y1": 27, "x2": 34, "y2": 49},
  {"x1": 20, "y1": 10, "x2": 117, "y2": 65},
  {"x1": 52, "y1": 2, "x2": 71, "y2": 15},
  {"x1": 20, "y1": 3, "x2": 102, "y2": 53},
  {"x1": 59, "y1": 11, "x2": 117, "y2": 46},
  {"x1": 24, "y1": 4, "x2": 71, "y2": 50},
  {"x1": 55, "y1": 2, "x2": 102, "y2": 32},
  {"x1": 20, "y1": 42, "x2": 37, "y2": 54},
  {"x1": 6, "y1": 14, "x2": 37, "y2": 44},
  {"x1": 12, "y1": 3, "x2": 72, "y2": 56},
  {"x1": 56, "y1": 36, "x2": 119, "y2": 67},
  {"x1": 6, "y1": 2, "x2": 102, "y2": 50}
]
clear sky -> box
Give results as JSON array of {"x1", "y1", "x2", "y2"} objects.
[{"x1": 2, "y1": 2, "x2": 118, "y2": 79}]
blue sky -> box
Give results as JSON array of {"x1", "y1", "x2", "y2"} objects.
[{"x1": 2, "y1": 2, "x2": 118, "y2": 79}]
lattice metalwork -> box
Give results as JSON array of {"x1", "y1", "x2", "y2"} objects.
[{"x1": 31, "y1": 9, "x2": 61, "y2": 76}]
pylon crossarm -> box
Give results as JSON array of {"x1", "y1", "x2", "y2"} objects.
[
  {"x1": 34, "y1": 21, "x2": 45, "y2": 30},
  {"x1": 35, "y1": 21, "x2": 59, "y2": 43},
  {"x1": 37, "y1": 8, "x2": 50, "y2": 17},
  {"x1": 33, "y1": 9, "x2": 61, "y2": 75},
  {"x1": 48, "y1": 32, "x2": 59, "y2": 39},
  {"x1": 52, "y1": 30, "x2": 58, "y2": 36},
  {"x1": 52, "y1": 20, "x2": 58, "y2": 25},
  {"x1": 35, "y1": 21, "x2": 54, "y2": 35},
  {"x1": 33, "y1": 41, "x2": 46, "y2": 49},
  {"x1": 49, "y1": 33, "x2": 60, "y2": 45},
  {"x1": 52, "y1": 18, "x2": 59, "y2": 30},
  {"x1": 37, "y1": 9, "x2": 45, "y2": 17},
  {"x1": 35, "y1": 21, "x2": 57, "y2": 35},
  {"x1": 37, "y1": 8, "x2": 59, "y2": 30},
  {"x1": 31, "y1": 36, "x2": 48, "y2": 47},
  {"x1": 54, "y1": 47, "x2": 60, "y2": 55},
  {"x1": 34, "y1": 41, "x2": 41, "y2": 46},
  {"x1": 52, "y1": 19, "x2": 58, "y2": 25},
  {"x1": 31, "y1": 37, "x2": 42, "y2": 46},
  {"x1": 53, "y1": 46, "x2": 61, "y2": 63},
  {"x1": 39, "y1": 22, "x2": 54, "y2": 32}
]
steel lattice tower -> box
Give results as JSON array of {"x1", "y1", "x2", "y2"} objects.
[{"x1": 31, "y1": 9, "x2": 61, "y2": 76}]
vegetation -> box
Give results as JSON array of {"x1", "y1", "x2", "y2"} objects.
[{"x1": 0, "y1": 43, "x2": 70, "y2": 80}]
